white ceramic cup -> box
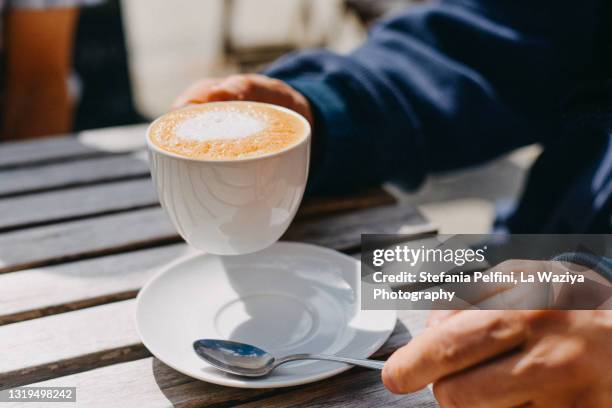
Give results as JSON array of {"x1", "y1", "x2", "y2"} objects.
[{"x1": 146, "y1": 102, "x2": 311, "y2": 255}]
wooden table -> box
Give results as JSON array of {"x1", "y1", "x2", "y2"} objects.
[{"x1": 0, "y1": 125, "x2": 439, "y2": 407}]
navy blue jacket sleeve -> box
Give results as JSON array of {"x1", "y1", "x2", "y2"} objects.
[{"x1": 265, "y1": 0, "x2": 604, "y2": 195}]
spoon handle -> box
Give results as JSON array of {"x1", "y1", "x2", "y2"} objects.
[{"x1": 275, "y1": 354, "x2": 385, "y2": 370}]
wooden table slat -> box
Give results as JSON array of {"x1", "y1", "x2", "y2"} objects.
[
  {"x1": 0, "y1": 310, "x2": 435, "y2": 407},
  {"x1": 0, "y1": 244, "x2": 190, "y2": 325},
  {"x1": 234, "y1": 369, "x2": 437, "y2": 408},
  {"x1": 285, "y1": 203, "x2": 435, "y2": 252},
  {"x1": 0, "y1": 179, "x2": 393, "y2": 232},
  {"x1": 0, "y1": 179, "x2": 158, "y2": 231},
  {"x1": 0, "y1": 154, "x2": 150, "y2": 198},
  {"x1": 0, "y1": 299, "x2": 142, "y2": 389},
  {"x1": 0, "y1": 137, "x2": 100, "y2": 169},
  {"x1": 0, "y1": 203, "x2": 431, "y2": 274},
  {"x1": 0, "y1": 204, "x2": 432, "y2": 327},
  {"x1": 0, "y1": 124, "x2": 148, "y2": 169},
  {"x1": 3, "y1": 297, "x2": 402, "y2": 388},
  {"x1": 0, "y1": 207, "x2": 178, "y2": 273}
]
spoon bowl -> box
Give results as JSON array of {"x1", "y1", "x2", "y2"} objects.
[
  {"x1": 193, "y1": 339, "x2": 276, "y2": 377},
  {"x1": 193, "y1": 339, "x2": 385, "y2": 378}
]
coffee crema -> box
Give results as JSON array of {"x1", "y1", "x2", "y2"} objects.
[{"x1": 149, "y1": 102, "x2": 307, "y2": 160}]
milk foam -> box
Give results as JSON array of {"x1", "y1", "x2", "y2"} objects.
[
  {"x1": 150, "y1": 103, "x2": 305, "y2": 160},
  {"x1": 175, "y1": 110, "x2": 265, "y2": 142}
]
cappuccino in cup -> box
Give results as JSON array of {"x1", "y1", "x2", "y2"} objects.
[
  {"x1": 147, "y1": 102, "x2": 311, "y2": 255},
  {"x1": 148, "y1": 102, "x2": 307, "y2": 161}
]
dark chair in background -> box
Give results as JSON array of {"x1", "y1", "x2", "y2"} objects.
[{"x1": 73, "y1": 0, "x2": 147, "y2": 131}]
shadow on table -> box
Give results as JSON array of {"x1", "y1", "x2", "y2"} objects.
[
  {"x1": 151, "y1": 357, "x2": 271, "y2": 406},
  {"x1": 150, "y1": 319, "x2": 439, "y2": 407}
]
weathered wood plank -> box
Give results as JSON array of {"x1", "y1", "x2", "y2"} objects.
[
  {"x1": 0, "y1": 154, "x2": 150, "y2": 198},
  {"x1": 0, "y1": 300, "x2": 143, "y2": 389},
  {"x1": 0, "y1": 195, "x2": 401, "y2": 324},
  {"x1": 284, "y1": 204, "x2": 436, "y2": 252},
  {"x1": 0, "y1": 137, "x2": 100, "y2": 169},
  {"x1": 3, "y1": 368, "x2": 436, "y2": 408},
  {"x1": 296, "y1": 188, "x2": 395, "y2": 220},
  {"x1": 0, "y1": 125, "x2": 147, "y2": 169},
  {"x1": 0, "y1": 203, "x2": 427, "y2": 325},
  {"x1": 0, "y1": 179, "x2": 158, "y2": 231},
  {"x1": 234, "y1": 369, "x2": 437, "y2": 408},
  {"x1": 0, "y1": 182, "x2": 393, "y2": 232},
  {"x1": 0, "y1": 187, "x2": 398, "y2": 322},
  {"x1": 1, "y1": 358, "x2": 274, "y2": 408},
  {"x1": 0, "y1": 204, "x2": 429, "y2": 274},
  {"x1": 0, "y1": 244, "x2": 192, "y2": 325},
  {"x1": 9, "y1": 359, "x2": 436, "y2": 408},
  {"x1": 0, "y1": 309, "x2": 433, "y2": 407},
  {"x1": 0, "y1": 208, "x2": 178, "y2": 273}
]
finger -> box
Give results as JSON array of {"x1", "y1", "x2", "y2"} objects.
[
  {"x1": 247, "y1": 76, "x2": 313, "y2": 119},
  {"x1": 436, "y1": 318, "x2": 582, "y2": 408},
  {"x1": 433, "y1": 352, "x2": 534, "y2": 408},
  {"x1": 382, "y1": 310, "x2": 528, "y2": 394},
  {"x1": 204, "y1": 86, "x2": 244, "y2": 102},
  {"x1": 205, "y1": 75, "x2": 252, "y2": 101},
  {"x1": 172, "y1": 79, "x2": 222, "y2": 109}
]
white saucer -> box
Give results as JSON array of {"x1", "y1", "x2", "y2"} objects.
[{"x1": 136, "y1": 242, "x2": 396, "y2": 388}]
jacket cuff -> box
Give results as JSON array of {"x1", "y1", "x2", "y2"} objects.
[
  {"x1": 553, "y1": 252, "x2": 612, "y2": 282},
  {"x1": 276, "y1": 77, "x2": 366, "y2": 196}
]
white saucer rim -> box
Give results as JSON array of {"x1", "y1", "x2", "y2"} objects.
[{"x1": 135, "y1": 241, "x2": 397, "y2": 388}]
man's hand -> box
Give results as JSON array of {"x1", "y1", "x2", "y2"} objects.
[
  {"x1": 173, "y1": 74, "x2": 314, "y2": 124},
  {"x1": 382, "y1": 310, "x2": 612, "y2": 407}
]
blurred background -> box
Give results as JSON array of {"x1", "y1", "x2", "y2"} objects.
[
  {"x1": 3, "y1": 0, "x2": 539, "y2": 234},
  {"x1": 77, "y1": 0, "x2": 388, "y2": 128}
]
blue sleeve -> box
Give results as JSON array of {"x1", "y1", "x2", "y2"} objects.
[
  {"x1": 265, "y1": 0, "x2": 604, "y2": 195},
  {"x1": 553, "y1": 253, "x2": 612, "y2": 282}
]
